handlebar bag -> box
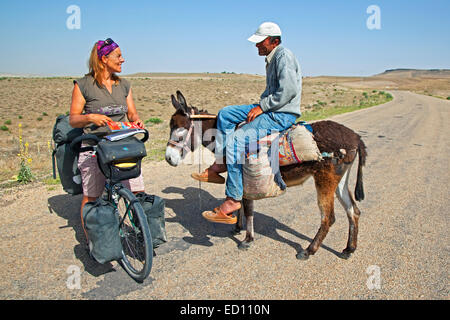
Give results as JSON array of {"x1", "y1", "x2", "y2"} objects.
[{"x1": 96, "y1": 136, "x2": 147, "y2": 182}]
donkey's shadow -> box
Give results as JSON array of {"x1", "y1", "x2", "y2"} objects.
[
  {"x1": 47, "y1": 195, "x2": 117, "y2": 277},
  {"x1": 161, "y1": 186, "x2": 341, "y2": 257}
]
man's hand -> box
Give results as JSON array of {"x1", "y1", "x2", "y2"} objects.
[{"x1": 246, "y1": 105, "x2": 263, "y2": 122}]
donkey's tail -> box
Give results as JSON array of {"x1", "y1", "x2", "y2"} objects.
[{"x1": 355, "y1": 139, "x2": 367, "y2": 201}]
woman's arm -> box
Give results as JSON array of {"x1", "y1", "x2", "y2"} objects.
[
  {"x1": 126, "y1": 89, "x2": 144, "y2": 128},
  {"x1": 69, "y1": 83, "x2": 112, "y2": 128}
]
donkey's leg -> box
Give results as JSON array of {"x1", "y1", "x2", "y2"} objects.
[
  {"x1": 238, "y1": 199, "x2": 255, "y2": 250},
  {"x1": 297, "y1": 171, "x2": 339, "y2": 260},
  {"x1": 232, "y1": 202, "x2": 245, "y2": 235},
  {"x1": 335, "y1": 163, "x2": 361, "y2": 259}
]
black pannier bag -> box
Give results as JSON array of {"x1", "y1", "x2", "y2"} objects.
[
  {"x1": 83, "y1": 198, "x2": 123, "y2": 264},
  {"x1": 96, "y1": 136, "x2": 147, "y2": 183},
  {"x1": 52, "y1": 115, "x2": 84, "y2": 195},
  {"x1": 135, "y1": 192, "x2": 167, "y2": 248}
]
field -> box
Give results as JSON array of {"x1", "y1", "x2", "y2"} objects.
[{"x1": 0, "y1": 72, "x2": 448, "y2": 185}]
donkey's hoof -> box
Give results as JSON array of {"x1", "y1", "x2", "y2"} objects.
[
  {"x1": 340, "y1": 248, "x2": 354, "y2": 260},
  {"x1": 238, "y1": 241, "x2": 252, "y2": 250},
  {"x1": 296, "y1": 250, "x2": 310, "y2": 261},
  {"x1": 231, "y1": 228, "x2": 241, "y2": 236}
]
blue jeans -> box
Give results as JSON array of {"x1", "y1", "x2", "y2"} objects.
[{"x1": 215, "y1": 104, "x2": 297, "y2": 201}]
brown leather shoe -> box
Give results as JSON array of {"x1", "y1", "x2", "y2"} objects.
[{"x1": 191, "y1": 169, "x2": 225, "y2": 184}]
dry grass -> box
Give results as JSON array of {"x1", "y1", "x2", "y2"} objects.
[{"x1": 0, "y1": 73, "x2": 447, "y2": 185}]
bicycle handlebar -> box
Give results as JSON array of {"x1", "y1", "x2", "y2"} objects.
[{"x1": 70, "y1": 129, "x2": 149, "y2": 153}]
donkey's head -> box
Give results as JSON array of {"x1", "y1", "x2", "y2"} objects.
[{"x1": 165, "y1": 91, "x2": 200, "y2": 166}]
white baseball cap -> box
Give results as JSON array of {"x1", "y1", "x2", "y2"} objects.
[{"x1": 247, "y1": 22, "x2": 282, "y2": 43}]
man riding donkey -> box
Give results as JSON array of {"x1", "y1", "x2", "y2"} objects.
[{"x1": 193, "y1": 22, "x2": 303, "y2": 224}]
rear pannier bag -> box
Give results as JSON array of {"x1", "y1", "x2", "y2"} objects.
[
  {"x1": 135, "y1": 192, "x2": 167, "y2": 248},
  {"x1": 96, "y1": 137, "x2": 147, "y2": 183},
  {"x1": 82, "y1": 198, "x2": 123, "y2": 264},
  {"x1": 52, "y1": 115, "x2": 83, "y2": 195}
]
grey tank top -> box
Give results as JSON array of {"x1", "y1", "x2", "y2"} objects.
[{"x1": 74, "y1": 75, "x2": 131, "y2": 137}]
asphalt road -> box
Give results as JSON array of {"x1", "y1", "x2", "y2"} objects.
[{"x1": 1, "y1": 90, "x2": 448, "y2": 300}]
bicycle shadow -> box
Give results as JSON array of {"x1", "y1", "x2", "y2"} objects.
[
  {"x1": 47, "y1": 194, "x2": 117, "y2": 277},
  {"x1": 161, "y1": 186, "x2": 341, "y2": 257}
]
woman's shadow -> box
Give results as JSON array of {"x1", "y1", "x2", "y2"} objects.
[
  {"x1": 161, "y1": 186, "x2": 341, "y2": 257},
  {"x1": 47, "y1": 194, "x2": 117, "y2": 277}
]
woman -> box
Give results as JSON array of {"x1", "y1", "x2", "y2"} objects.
[{"x1": 69, "y1": 38, "x2": 145, "y2": 243}]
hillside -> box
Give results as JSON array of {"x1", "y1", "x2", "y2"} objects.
[{"x1": 377, "y1": 69, "x2": 450, "y2": 78}]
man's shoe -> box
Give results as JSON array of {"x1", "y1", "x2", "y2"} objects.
[
  {"x1": 191, "y1": 170, "x2": 225, "y2": 184},
  {"x1": 202, "y1": 207, "x2": 238, "y2": 224}
]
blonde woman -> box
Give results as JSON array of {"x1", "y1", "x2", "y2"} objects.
[{"x1": 69, "y1": 38, "x2": 145, "y2": 243}]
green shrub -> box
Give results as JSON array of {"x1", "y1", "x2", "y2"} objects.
[
  {"x1": 17, "y1": 161, "x2": 34, "y2": 184},
  {"x1": 37, "y1": 117, "x2": 43, "y2": 121},
  {"x1": 447, "y1": 96, "x2": 450, "y2": 100},
  {"x1": 1, "y1": 125, "x2": 8, "y2": 131},
  {"x1": 145, "y1": 117, "x2": 163, "y2": 124},
  {"x1": 4, "y1": 120, "x2": 11, "y2": 125}
]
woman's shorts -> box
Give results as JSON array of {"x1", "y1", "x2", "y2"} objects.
[{"x1": 78, "y1": 150, "x2": 145, "y2": 198}]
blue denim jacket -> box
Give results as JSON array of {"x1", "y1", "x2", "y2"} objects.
[{"x1": 259, "y1": 46, "x2": 302, "y2": 117}]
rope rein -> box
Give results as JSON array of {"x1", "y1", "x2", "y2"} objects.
[{"x1": 168, "y1": 110, "x2": 217, "y2": 212}]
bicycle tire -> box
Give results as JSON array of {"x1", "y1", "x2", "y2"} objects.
[{"x1": 115, "y1": 187, "x2": 153, "y2": 282}]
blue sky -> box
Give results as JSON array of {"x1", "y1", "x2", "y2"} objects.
[{"x1": 0, "y1": 0, "x2": 449, "y2": 77}]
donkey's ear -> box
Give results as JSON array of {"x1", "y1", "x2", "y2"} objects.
[
  {"x1": 171, "y1": 94, "x2": 182, "y2": 110},
  {"x1": 176, "y1": 90, "x2": 188, "y2": 109}
]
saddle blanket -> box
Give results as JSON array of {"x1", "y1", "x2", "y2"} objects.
[
  {"x1": 277, "y1": 122, "x2": 322, "y2": 166},
  {"x1": 243, "y1": 122, "x2": 322, "y2": 200}
]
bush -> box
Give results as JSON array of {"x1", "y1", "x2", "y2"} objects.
[
  {"x1": 17, "y1": 161, "x2": 34, "y2": 184},
  {"x1": 37, "y1": 117, "x2": 43, "y2": 121},
  {"x1": 447, "y1": 97, "x2": 450, "y2": 100},
  {"x1": 4, "y1": 120, "x2": 11, "y2": 125},
  {"x1": 1, "y1": 125, "x2": 8, "y2": 131},
  {"x1": 145, "y1": 117, "x2": 162, "y2": 124}
]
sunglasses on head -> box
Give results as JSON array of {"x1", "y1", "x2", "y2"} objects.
[{"x1": 99, "y1": 38, "x2": 114, "y2": 50}]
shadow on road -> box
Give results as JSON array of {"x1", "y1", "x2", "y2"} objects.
[
  {"x1": 47, "y1": 194, "x2": 117, "y2": 278},
  {"x1": 161, "y1": 186, "x2": 341, "y2": 257}
]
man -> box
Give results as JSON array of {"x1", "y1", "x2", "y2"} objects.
[{"x1": 194, "y1": 22, "x2": 302, "y2": 224}]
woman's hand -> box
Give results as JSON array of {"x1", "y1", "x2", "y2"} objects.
[
  {"x1": 88, "y1": 114, "x2": 113, "y2": 127},
  {"x1": 132, "y1": 119, "x2": 145, "y2": 129}
]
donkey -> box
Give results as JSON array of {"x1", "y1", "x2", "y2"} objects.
[{"x1": 165, "y1": 91, "x2": 367, "y2": 260}]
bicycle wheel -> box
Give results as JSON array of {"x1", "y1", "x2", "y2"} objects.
[{"x1": 115, "y1": 187, "x2": 153, "y2": 282}]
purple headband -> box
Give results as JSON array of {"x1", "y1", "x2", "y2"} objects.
[{"x1": 97, "y1": 38, "x2": 119, "y2": 59}]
